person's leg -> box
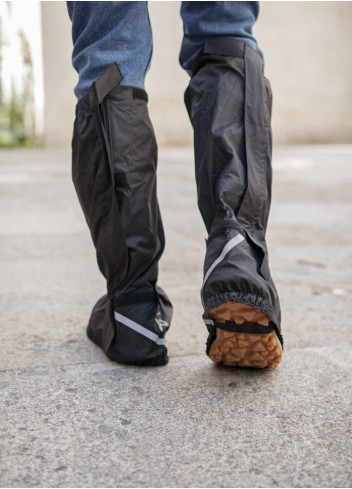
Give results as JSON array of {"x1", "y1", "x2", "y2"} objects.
[
  {"x1": 67, "y1": 1, "x2": 153, "y2": 99},
  {"x1": 180, "y1": 1, "x2": 283, "y2": 368},
  {"x1": 179, "y1": 1, "x2": 261, "y2": 74},
  {"x1": 68, "y1": 2, "x2": 172, "y2": 366}
]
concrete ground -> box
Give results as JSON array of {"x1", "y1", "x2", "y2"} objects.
[{"x1": 0, "y1": 146, "x2": 351, "y2": 488}]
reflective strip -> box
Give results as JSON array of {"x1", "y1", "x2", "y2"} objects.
[
  {"x1": 114, "y1": 311, "x2": 166, "y2": 346},
  {"x1": 204, "y1": 319, "x2": 214, "y2": 326},
  {"x1": 202, "y1": 234, "x2": 245, "y2": 287}
]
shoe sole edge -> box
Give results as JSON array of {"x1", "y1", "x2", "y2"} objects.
[{"x1": 209, "y1": 328, "x2": 282, "y2": 369}]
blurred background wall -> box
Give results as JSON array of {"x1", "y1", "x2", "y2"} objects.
[{"x1": 5, "y1": 1, "x2": 352, "y2": 147}]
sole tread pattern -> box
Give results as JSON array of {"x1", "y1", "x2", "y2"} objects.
[{"x1": 208, "y1": 302, "x2": 282, "y2": 369}]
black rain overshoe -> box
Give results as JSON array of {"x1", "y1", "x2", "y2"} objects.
[
  {"x1": 72, "y1": 64, "x2": 172, "y2": 366},
  {"x1": 184, "y1": 38, "x2": 283, "y2": 368}
]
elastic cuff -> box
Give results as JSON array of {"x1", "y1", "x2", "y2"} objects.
[{"x1": 203, "y1": 290, "x2": 272, "y2": 320}]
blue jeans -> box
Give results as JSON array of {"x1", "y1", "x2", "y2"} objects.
[{"x1": 67, "y1": 1, "x2": 260, "y2": 100}]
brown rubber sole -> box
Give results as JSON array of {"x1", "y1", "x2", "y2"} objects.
[{"x1": 208, "y1": 302, "x2": 282, "y2": 369}]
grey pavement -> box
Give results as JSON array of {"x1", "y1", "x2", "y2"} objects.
[{"x1": 0, "y1": 146, "x2": 351, "y2": 488}]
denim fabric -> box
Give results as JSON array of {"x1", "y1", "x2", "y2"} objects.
[
  {"x1": 179, "y1": 1, "x2": 260, "y2": 74},
  {"x1": 67, "y1": 1, "x2": 260, "y2": 100}
]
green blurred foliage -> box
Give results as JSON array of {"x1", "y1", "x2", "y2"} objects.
[{"x1": 0, "y1": 20, "x2": 37, "y2": 147}]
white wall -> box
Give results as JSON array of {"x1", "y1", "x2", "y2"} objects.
[
  {"x1": 41, "y1": 1, "x2": 352, "y2": 147},
  {"x1": 41, "y1": 1, "x2": 76, "y2": 147},
  {"x1": 255, "y1": 2, "x2": 352, "y2": 144}
]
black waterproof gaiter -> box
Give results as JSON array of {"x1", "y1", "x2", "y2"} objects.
[
  {"x1": 72, "y1": 64, "x2": 172, "y2": 366},
  {"x1": 184, "y1": 39, "x2": 283, "y2": 348}
]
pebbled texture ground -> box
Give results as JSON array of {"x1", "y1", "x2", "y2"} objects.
[{"x1": 1, "y1": 147, "x2": 351, "y2": 487}]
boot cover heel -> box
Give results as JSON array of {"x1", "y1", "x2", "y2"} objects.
[
  {"x1": 87, "y1": 289, "x2": 171, "y2": 367},
  {"x1": 207, "y1": 301, "x2": 282, "y2": 369}
]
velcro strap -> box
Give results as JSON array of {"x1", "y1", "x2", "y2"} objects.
[
  {"x1": 203, "y1": 38, "x2": 246, "y2": 58},
  {"x1": 91, "y1": 63, "x2": 123, "y2": 105}
]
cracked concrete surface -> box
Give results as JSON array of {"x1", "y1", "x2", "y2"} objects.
[{"x1": 0, "y1": 146, "x2": 351, "y2": 487}]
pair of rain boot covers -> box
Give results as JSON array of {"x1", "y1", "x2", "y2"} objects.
[{"x1": 71, "y1": 39, "x2": 283, "y2": 368}]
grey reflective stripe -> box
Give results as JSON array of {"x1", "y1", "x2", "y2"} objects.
[
  {"x1": 114, "y1": 311, "x2": 166, "y2": 346},
  {"x1": 202, "y1": 234, "x2": 245, "y2": 287},
  {"x1": 204, "y1": 319, "x2": 214, "y2": 326}
]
